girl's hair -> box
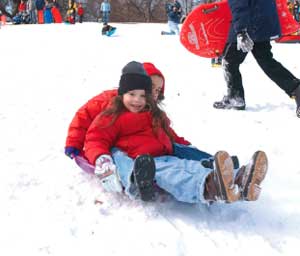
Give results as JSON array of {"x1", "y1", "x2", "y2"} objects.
[{"x1": 97, "y1": 93, "x2": 174, "y2": 142}]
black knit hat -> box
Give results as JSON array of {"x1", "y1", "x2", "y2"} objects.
[{"x1": 118, "y1": 61, "x2": 152, "y2": 95}]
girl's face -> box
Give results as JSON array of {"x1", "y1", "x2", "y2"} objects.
[
  {"x1": 151, "y1": 75, "x2": 164, "y2": 102},
  {"x1": 123, "y1": 89, "x2": 147, "y2": 113}
]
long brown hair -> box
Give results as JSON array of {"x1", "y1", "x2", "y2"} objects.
[{"x1": 97, "y1": 93, "x2": 174, "y2": 142}]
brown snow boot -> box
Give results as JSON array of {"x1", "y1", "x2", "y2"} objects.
[
  {"x1": 235, "y1": 151, "x2": 268, "y2": 201},
  {"x1": 204, "y1": 151, "x2": 240, "y2": 203}
]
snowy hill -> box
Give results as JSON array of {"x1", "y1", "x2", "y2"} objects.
[{"x1": 0, "y1": 22, "x2": 299, "y2": 256}]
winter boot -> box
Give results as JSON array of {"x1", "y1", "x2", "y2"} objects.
[
  {"x1": 213, "y1": 96, "x2": 246, "y2": 110},
  {"x1": 204, "y1": 151, "x2": 240, "y2": 203},
  {"x1": 133, "y1": 154, "x2": 156, "y2": 202},
  {"x1": 234, "y1": 151, "x2": 268, "y2": 201},
  {"x1": 291, "y1": 85, "x2": 300, "y2": 118}
]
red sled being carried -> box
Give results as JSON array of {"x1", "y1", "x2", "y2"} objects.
[
  {"x1": 180, "y1": 0, "x2": 300, "y2": 58},
  {"x1": 276, "y1": 32, "x2": 300, "y2": 43}
]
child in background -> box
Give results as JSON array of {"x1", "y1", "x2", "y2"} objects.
[
  {"x1": 66, "y1": 0, "x2": 76, "y2": 24},
  {"x1": 83, "y1": 61, "x2": 268, "y2": 204},
  {"x1": 77, "y1": 3, "x2": 84, "y2": 23}
]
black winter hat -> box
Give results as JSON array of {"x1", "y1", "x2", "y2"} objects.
[{"x1": 118, "y1": 61, "x2": 152, "y2": 95}]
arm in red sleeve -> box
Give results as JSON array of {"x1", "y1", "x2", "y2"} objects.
[
  {"x1": 169, "y1": 126, "x2": 191, "y2": 145},
  {"x1": 84, "y1": 114, "x2": 120, "y2": 165},
  {"x1": 65, "y1": 90, "x2": 117, "y2": 150}
]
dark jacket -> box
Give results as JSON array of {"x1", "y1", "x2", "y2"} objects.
[
  {"x1": 227, "y1": 0, "x2": 281, "y2": 43},
  {"x1": 165, "y1": 1, "x2": 182, "y2": 24},
  {"x1": 35, "y1": 0, "x2": 45, "y2": 11}
]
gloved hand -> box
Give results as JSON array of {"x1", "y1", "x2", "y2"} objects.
[
  {"x1": 95, "y1": 155, "x2": 123, "y2": 193},
  {"x1": 65, "y1": 146, "x2": 80, "y2": 159},
  {"x1": 237, "y1": 30, "x2": 254, "y2": 53}
]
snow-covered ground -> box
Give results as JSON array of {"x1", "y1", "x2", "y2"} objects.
[{"x1": 0, "y1": 22, "x2": 299, "y2": 256}]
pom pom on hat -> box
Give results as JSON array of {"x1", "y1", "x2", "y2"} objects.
[{"x1": 118, "y1": 61, "x2": 152, "y2": 95}]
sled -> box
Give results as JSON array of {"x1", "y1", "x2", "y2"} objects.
[
  {"x1": 37, "y1": 10, "x2": 44, "y2": 24},
  {"x1": 180, "y1": 0, "x2": 300, "y2": 58},
  {"x1": 51, "y1": 7, "x2": 62, "y2": 23}
]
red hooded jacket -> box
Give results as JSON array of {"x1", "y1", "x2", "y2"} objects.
[{"x1": 84, "y1": 111, "x2": 188, "y2": 164}]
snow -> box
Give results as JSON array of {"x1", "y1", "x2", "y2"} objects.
[{"x1": 0, "y1": 22, "x2": 300, "y2": 256}]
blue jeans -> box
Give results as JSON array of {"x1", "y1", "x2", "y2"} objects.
[
  {"x1": 102, "y1": 12, "x2": 110, "y2": 24},
  {"x1": 112, "y1": 148, "x2": 213, "y2": 204},
  {"x1": 163, "y1": 20, "x2": 179, "y2": 35},
  {"x1": 173, "y1": 143, "x2": 212, "y2": 161}
]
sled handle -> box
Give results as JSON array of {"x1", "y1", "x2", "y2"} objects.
[{"x1": 202, "y1": 5, "x2": 219, "y2": 14}]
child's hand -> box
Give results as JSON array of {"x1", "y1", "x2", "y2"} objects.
[
  {"x1": 95, "y1": 155, "x2": 123, "y2": 192},
  {"x1": 65, "y1": 146, "x2": 80, "y2": 159}
]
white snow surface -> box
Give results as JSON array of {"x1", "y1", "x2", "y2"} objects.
[{"x1": 0, "y1": 22, "x2": 299, "y2": 256}]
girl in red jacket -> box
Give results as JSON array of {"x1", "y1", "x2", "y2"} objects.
[{"x1": 83, "y1": 61, "x2": 268, "y2": 204}]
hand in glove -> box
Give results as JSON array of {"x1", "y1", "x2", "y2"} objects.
[
  {"x1": 65, "y1": 146, "x2": 80, "y2": 159},
  {"x1": 95, "y1": 155, "x2": 123, "y2": 193},
  {"x1": 237, "y1": 30, "x2": 254, "y2": 53}
]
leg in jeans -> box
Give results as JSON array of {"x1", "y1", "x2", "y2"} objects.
[
  {"x1": 154, "y1": 156, "x2": 214, "y2": 203},
  {"x1": 251, "y1": 41, "x2": 300, "y2": 96},
  {"x1": 112, "y1": 149, "x2": 213, "y2": 204},
  {"x1": 173, "y1": 143, "x2": 212, "y2": 161}
]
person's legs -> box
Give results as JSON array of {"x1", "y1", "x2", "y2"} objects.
[
  {"x1": 213, "y1": 43, "x2": 248, "y2": 110},
  {"x1": 111, "y1": 149, "x2": 138, "y2": 199},
  {"x1": 102, "y1": 12, "x2": 109, "y2": 24},
  {"x1": 154, "y1": 155, "x2": 213, "y2": 203},
  {"x1": 223, "y1": 43, "x2": 248, "y2": 99},
  {"x1": 173, "y1": 143, "x2": 212, "y2": 161},
  {"x1": 169, "y1": 20, "x2": 179, "y2": 34},
  {"x1": 252, "y1": 41, "x2": 300, "y2": 97},
  {"x1": 155, "y1": 152, "x2": 240, "y2": 204}
]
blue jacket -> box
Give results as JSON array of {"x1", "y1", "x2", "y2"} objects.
[
  {"x1": 35, "y1": 0, "x2": 45, "y2": 11},
  {"x1": 227, "y1": 0, "x2": 281, "y2": 43},
  {"x1": 165, "y1": 1, "x2": 182, "y2": 24}
]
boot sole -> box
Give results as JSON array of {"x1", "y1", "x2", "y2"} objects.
[
  {"x1": 214, "y1": 151, "x2": 240, "y2": 203},
  {"x1": 133, "y1": 154, "x2": 156, "y2": 202},
  {"x1": 242, "y1": 151, "x2": 268, "y2": 201},
  {"x1": 213, "y1": 102, "x2": 246, "y2": 110}
]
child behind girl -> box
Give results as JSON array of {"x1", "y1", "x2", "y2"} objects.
[{"x1": 84, "y1": 61, "x2": 268, "y2": 204}]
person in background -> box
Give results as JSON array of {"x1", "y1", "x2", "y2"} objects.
[
  {"x1": 213, "y1": 0, "x2": 300, "y2": 118},
  {"x1": 77, "y1": 3, "x2": 84, "y2": 23},
  {"x1": 27, "y1": 0, "x2": 37, "y2": 24},
  {"x1": 66, "y1": 0, "x2": 76, "y2": 24},
  {"x1": 100, "y1": 0, "x2": 110, "y2": 24},
  {"x1": 161, "y1": 0, "x2": 182, "y2": 35},
  {"x1": 35, "y1": 0, "x2": 45, "y2": 24}
]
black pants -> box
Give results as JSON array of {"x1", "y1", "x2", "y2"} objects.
[{"x1": 223, "y1": 41, "x2": 299, "y2": 99}]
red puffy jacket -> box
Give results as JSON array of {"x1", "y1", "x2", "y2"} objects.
[
  {"x1": 65, "y1": 89, "x2": 117, "y2": 150},
  {"x1": 84, "y1": 111, "x2": 189, "y2": 164},
  {"x1": 77, "y1": 7, "x2": 84, "y2": 16},
  {"x1": 65, "y1": 63, "x2": 166, "y2": 151}
]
